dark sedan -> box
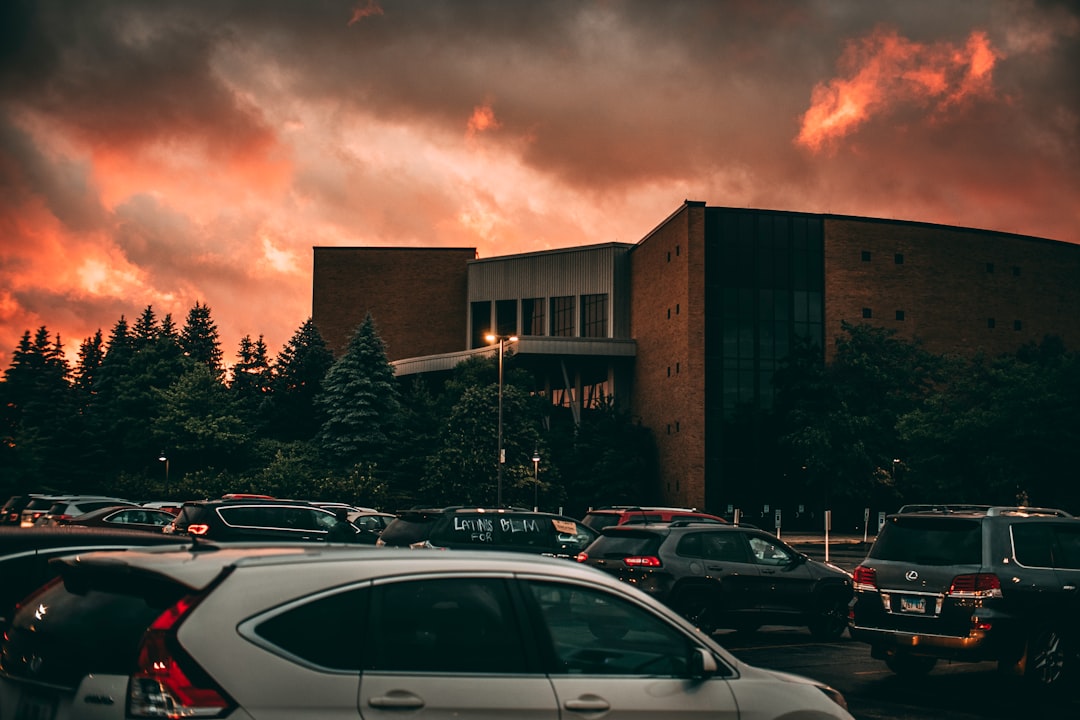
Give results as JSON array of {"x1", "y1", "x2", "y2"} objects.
[{"x1": 58, "y1": 505, "x2": 175, "y2": 532}]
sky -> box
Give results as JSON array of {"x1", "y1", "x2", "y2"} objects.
[{"x1": 2, "y1": 0, "x2": 1078, "y2": 370}]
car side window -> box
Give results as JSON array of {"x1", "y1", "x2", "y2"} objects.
[
  {"x1": 747, "y1": 536, "x2": 793, "y2": 566},
  {"x1": 524, "y1": 580, "x2": 702, "y2": 677},
  {"x1": 704, "y1": 533, "x2": 749, "y2": 562},
  {"x1": 371, "y1": 578, "x2": 528, "y2": 674},
  {"x1": 251, "y1": 587, "x2": 369, "y2": 671}
]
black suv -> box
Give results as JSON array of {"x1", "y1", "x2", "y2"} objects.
[
  {"x1": 579, "y1": 522, "x2": 853, "y2": 639},
  {"x1": 163, "y1": 498, "x2": 371, "y2": 543},
  {"x1": 850, "y1": 504, "x2": 1080, "y2": 690},
  {"x1": 377, "y1": 506, "x2": 597, "y2": 557}
]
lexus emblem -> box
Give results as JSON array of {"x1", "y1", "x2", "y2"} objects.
[{"x1": 905, "y1": 570, "x2": 919, "y2": 581}]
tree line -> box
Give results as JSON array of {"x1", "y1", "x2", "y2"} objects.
[
  {"x1": 3, "y1": 304, "x2": 1079, "y2": 518},
  {"x1": 0, "y1": 303, "x2": 658, "y2": 515}
]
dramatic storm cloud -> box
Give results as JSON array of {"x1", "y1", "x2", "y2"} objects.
[{"x1": 1, "y1": 0, "x2": 1078, "y2": 366}]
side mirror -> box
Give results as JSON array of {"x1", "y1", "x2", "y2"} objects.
[{"x1": 689, "y1": 647, "x2": 718, "y2": 679}]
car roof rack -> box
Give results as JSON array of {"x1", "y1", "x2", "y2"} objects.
[
  {"x1": 896, "y1": 504, "x2": 993, "y2": 514},
  {"x1": 985, "y1": 506, "x2": 1072, "y2": 517}
]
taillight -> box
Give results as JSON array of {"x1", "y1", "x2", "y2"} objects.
[
  {"x1": 623, "y1": 556, "x2": 662, "y2": 568},
  {"x1": 852, "y1": 565, "x2": 878, "y2": 591},
  {"x1": 187, "y1": 524, "x2": 210, "y2": 536},
  {"x1": 128, "y1": 596, "x2": 234, "y2": 718},
  {"x1": 575, "y1": 552, "x2": 588, "y2": 563},
  {"x1": 948, "y1": 573, "x2": 1002, "y2": 597},
  {"x1": 53, "y1": 514, "x2": 72, "y2": 524}
]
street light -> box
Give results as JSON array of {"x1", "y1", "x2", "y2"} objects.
[
  {"x1": 158, "y1": 453, "x2": 170, "y2": 496},
  {"x1": 485, "y1": 332, "x2": 518, "y2": 507},
  {"x1": 531, "y1": 448, "x2": 541, "y2": 511}
]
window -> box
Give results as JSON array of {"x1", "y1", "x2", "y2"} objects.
[
  {"x1": 896, "y1": 310, "x2": 905, "y2": 321},
  {"x1": 580, "y1": 293, "x2": 608, "y2": 338},
  {"x1": 861, "y1": 251, "x2": 871, "y2": 262},
  {"x1": 1014, "y1": 320, "x2": 1023, "y2": 331},
  {"x1": 1012, "y1": 266, "x2": 1021, "y2": 277},
  {"x1": 550, "y1": 296, "x2": 575, "y2": 337},
  {"x1": 895, "y1": 253, "x2": 904, "y2": 264},
  {"x1": 988, "y1": 318, "x2": 996, "y2": 329},
  {"x1": 470, "y1": 301, "x2": 491, "y2": 348},
  {"x1": 374, "y1": 578, "x2": 528, "y2": 673},
  {"x1": 254, "y1": 587, "x2": 369, "y2": 670},
  {"x1": 496, "y1": 299, "x2": 517, "y2": 336},
  {"x1": 986, "y1": 262, "x2": 995, "y2": 273},
  {"x1": 524, "y1": 581, "x2": 702, "y2": 677},
  {"x1": 862, "y1": 308, "x2": 872, "y2": 319},
  {"x1": 521, "y1": 298, "x2": 545, "y2": 335}
]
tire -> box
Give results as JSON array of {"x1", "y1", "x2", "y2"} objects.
[
  {"x1": 808, "y1": 598, "x2": 849, "y2": 641},
  {"x1": 670, "y1": 587, "x2": 716, "y2": 634},
  {"x1": 884, "y1": 652, "x2": 937, "y2": 677},
  {"x1": 1024, "y1": 627, "x2": 1070, "y2": 691}
]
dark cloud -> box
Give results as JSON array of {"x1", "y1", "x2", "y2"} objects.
[{"x1": 0, "y1": 0, "x2": 1078, "y2": 366}]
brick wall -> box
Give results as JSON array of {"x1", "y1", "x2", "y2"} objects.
[
  {"x1": 630, "y1": 203, "x2": 708, "y2": 509},
  {"x1": 312, "y1": 247, "x2": 475, "y2": 360},
  {"x1": 824, "y1": 219, "x2": 1080, "y2": 362}
]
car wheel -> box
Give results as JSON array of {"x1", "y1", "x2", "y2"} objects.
[
  {"x1": 808, "y1": 598, "x2": 849, "y2": 641},
  {"x1": 884, "y1": 651, "x2": 937, "y2": 677},
  {"x1": 670, "y1": 587, "x2": 716, "y2": 633},
  {"x1": 1024, "y1": 626, "x2": 1070, "y2": 690}
]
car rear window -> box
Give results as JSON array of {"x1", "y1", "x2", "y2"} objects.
[
  {"x1": 429, "y1": 513, "x2": 557, "y2": 549},
  {"x1": 581, "y1": 513, "x2": 621, "y2": 531},
  {"x1": 870, "y1": 517, "x2": 983, "y2": 565},
  {"x1": 379, "y1": 514, "x2": 439, "y2": 546},
  {"x1": 1, "y1": 568, "x2": 189, "y2": 687},
  {"x1": 587, "y1": 531, "x2": 663, "y2": 559}
]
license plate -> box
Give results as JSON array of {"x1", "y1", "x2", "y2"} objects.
[
  {"x1": 899, "y1": 596, "x2": 926, "y2": 613},
  {"x1": 14, "y1": 694, "x2": 57, "y2": 720}
]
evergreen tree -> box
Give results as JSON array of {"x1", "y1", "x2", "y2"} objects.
[
  {"x1": 179, "y1": 302, "x2": 223, "y2": 375},
  {"x1": 265, "y1": 318, "x2": 334, "y2": 441},
  {"x1": 315, "y1": 313, "x2": 401, "y2": 473},
  {"x1": 73, "y1": 330, "x2": 105, "y2": 396},
  {"x1": 231, "y1": 334, "x2": 272, "y2": 425},
  {"x1": 133, "y1": 305, "x2": 159, "y2": 348}
]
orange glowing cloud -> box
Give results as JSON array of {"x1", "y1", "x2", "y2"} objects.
[
  {"x1": 348, "y1": 0, "x2": 384, "y2": 26},
  {"x1": 797, "y1": 27, "x2": 1003, "y2": 152},
  {"x1": 467, "y1": 102, "x2": 502, "y2": 138}
]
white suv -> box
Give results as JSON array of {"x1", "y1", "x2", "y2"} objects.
[{"x1": 0, "y1": 544, "x2": 854, "y2": 719}]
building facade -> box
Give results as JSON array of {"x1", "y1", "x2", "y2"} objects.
[{"x1": 312, "y1": 201, "x2": 1080, "y2": 515}]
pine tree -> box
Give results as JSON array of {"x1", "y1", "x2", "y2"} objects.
[
  {"x1": 133, "y1": 305, "x2": 159, "y2": 348},
  {"x1": 265, "y1": 318, "x2": 334, "y2": 441},
  {"x1": 179, "y1": 302, "x2": 223, "y2": 375},
  {"x1": 315, "y1": 313, "x2": 401, "y2": 472},
  {"x1": 74, "y1": 330, "x2": 105, "y2": 396},
  {"x1": 231, "y1": 334, "x2": 272, "y2": 424}
]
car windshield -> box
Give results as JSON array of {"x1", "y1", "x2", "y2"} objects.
[
  {"x1": 870, "y1": 517, "x2": 982, "y2": 565},
  {"x1": 581, "y1": 513, "x2": 621, "y2": 531}
]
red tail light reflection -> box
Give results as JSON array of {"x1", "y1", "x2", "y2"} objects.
[{"x1": 623, "y1": 556, "x2": 662, "y2": 568}]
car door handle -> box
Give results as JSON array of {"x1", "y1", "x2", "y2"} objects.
[
  {"x1": 564, "y1": 695, "x2": 611, "y2": 712},
  {"x1": 369, "y1": 692, "x2": 425, "y2": 709},
  {"x1": 761, "y1": 569, "x2": 776, "y2": 575}
]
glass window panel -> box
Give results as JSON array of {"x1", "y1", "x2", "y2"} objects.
[
  {"x1": 551, "y1": 296, "x2": 575, "y2": 337},
  {"x1": 496, "y1": 299, "x2": 517, "y2": 336},
  {"x1": 580, "y1": 294, "x2": 608, "y2": 338}
]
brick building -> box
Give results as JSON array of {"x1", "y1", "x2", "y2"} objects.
[{"x1": 312, "y1": 201, "x2": 1080, "y2": 516}]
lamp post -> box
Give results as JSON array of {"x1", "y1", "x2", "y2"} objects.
[
  {"x1": 485, "y1": 333, "x2": 518, "y2": 507},
  {"x1": 532, "y1": 448, "x2": 541, "y2": 511},
  {"x1": 158, "y1": 453, "x2": 170, "y2": 496}
]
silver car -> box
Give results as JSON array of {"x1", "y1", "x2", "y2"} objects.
[{"x1": 0, "y1": 544, "x2": 853, "y2": 719}]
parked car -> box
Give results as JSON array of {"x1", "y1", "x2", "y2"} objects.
[
  {"x1": 36, "y1": 496, "x2": 136, "y2": 526},
  {"x1": 0, "y1": 494, "x2": 43, "y2": 526},
  {"x1": 163, "y1": 498, "x2": 372, "y2": 543},
  {"x1": 59, "y1": 505, "x2": 175, "y2": 532},
  {"x1": 849, "y1": 504, "x2": 1080, "y2": 691},
  {"x1": 349, "y1": 508, "x2": 396, "y2": 535},
  {"x1": 19, "y1": 495, "x2": 72, "y2": 527},
  {"x1": 582, "y1": 505, "x2": 728, "y2": 530},
  {"x1": 140, "y1": 500, "x2": 183, "y2": 515},
  {"x1": 0, "y1": 543, "x2": 854, "y2": 720},
  {"x1": 377, "y1": 506, "x2": 597, "y2": 557},
  {"x1": 578, "y1": 521, "x2": 853, "y2": 639},
  {"x1": 0, "y1": 526, "x2": 186, "y2": 628}
]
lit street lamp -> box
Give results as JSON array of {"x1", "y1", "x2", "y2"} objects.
[
  {"x1": 532, "y1": 448, "x2": 541, "y2": 511},
  {"x1": 158, "y1": 453, "x2": 170, "y2": 496},
  {"x1": 486, "y1": 332, "x2": 518, "y2": 507}
]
